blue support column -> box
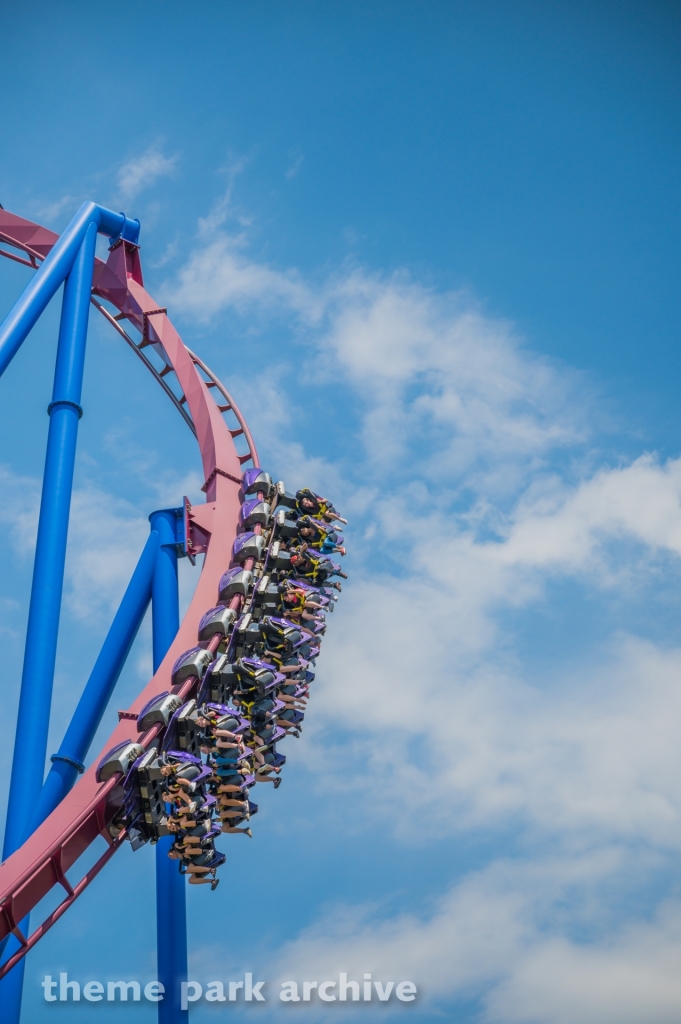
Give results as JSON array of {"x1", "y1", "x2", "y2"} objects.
[
  {"x1": 32, "y1": 530, "x2": 158, "y2": 827},
  {"x1": 149, "y1": 508, "x2": 188, "y2": 1024},
  {"x1": 0, "y1": 529, "x2": 158, "y2": 975},
  {"x1": 0, "y1": 202, "x2": 139, "y2": 377},
  {"x1": 0, "y1": 222, "x2": 98, "y2": 1022},
  {"x1": 3, "y1": 222, "x2": 97, "y2": 859}
]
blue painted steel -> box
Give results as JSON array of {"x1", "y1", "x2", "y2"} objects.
[
  {"x1": 0, "y1": 202, "x2": 141, "y2": 1019},
  {"x1": 0, "y1": 219, "x2": 102, "y2": 1023},
  {"x1": 0, "y1": 202, "x2": 139, "y2": 378},
  {"x1": 150, "y1": 508, "x2": 188, "y2": 1024},
  {"x1": 3, "y1": 222, "x2": 97, "y2": 864},
  {"x1": 32, "y1": 530, "x2": 158, "y2": 828},
  {"x1": 0, "y1": 527, "x2": 158, "y2": 994}
]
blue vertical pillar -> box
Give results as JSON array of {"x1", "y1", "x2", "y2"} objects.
[
  {"x1": 149, "y1": 508, "x2": 188, "y2": 1024},
  {"x1": 33, "y1": 530, "x2": 159, "y2": 827},
  {"x1": 0, "y1": 221, "x2": 98, "y2": 1022}
]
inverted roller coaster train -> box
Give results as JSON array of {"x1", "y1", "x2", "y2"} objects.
[{"x1": 0, "y1": 202, "x2": 347, "y2": 1023}]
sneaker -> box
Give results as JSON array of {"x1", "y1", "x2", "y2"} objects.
[{"x1": 245, "y1": 828, "x2": 253, "y2": 838}]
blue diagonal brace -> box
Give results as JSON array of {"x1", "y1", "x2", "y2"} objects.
[
  {"x1": 0, "y1": 201, "x2": 139, "y2": 378},
  {"x1": 32, "y1": 529, "x2": 159, "y2": 827}
]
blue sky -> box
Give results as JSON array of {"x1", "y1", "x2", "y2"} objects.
[{"x1": 2, "y1": 1, "x2": 681, "y2": 1021}]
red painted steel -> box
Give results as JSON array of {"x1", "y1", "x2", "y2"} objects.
[{"x1": 0, "y1": 209, "x2": 258, "y2": 964}]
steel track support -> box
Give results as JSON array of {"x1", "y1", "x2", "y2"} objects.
[
  {"x1": 0, "y1": 202, "x2": 139, "y2": 376},
  {"x1": 0, "y1": 528, "x2": 158, "y2": 975},
  {"x1": 150, "y1": 508, "x2": 188, "y2": 1024},
  {"x1": 32, "y1": 529, "x2": 158, "y2": 827},
  {"x1": 0, "y1": 221, "x2": 98, "y2": 1022}
]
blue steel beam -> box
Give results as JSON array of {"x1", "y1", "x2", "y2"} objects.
[
  {"x1": 0, "y1": 204, "x2": 139, "y2": 1023},
  {"x1": 0, "y1": 529, "x2": 158, "y2": 975},
  {"x1": 0, "y1": 202, "x2": 139, "y2": 377},
  {"x1": 32, "y1": 529, "x2": 158, "y2": 827},
  {"x1": 3, "y1": 223, "x2": 97, "y2": 864},
  {"x1": 0, "y1": 224, "x2": 99, "y2": 1022},
  {"x1": 150, "y1": 508, "x2": 188, "y2": 1024}
]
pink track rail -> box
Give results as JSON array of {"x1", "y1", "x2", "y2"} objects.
[{"x1": 0, "y1": 210, "x2": 256, "y2": 970}]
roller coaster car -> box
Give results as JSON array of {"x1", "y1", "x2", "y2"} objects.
[
  {"x1": 137, "y1": 692, "x2": 183, "y2": 732},
  {"x1": 272, "y1": 509, "x2": 300, "y2": 540},
  {"x1": 176, "y1": 702, "x2": 206, "y2": 756},
  {"x1": 288, "y1": 578, "x2": 331, "y2": 603},
  {"x1": 171, "y1": 646, "x2": 214, "y2": 687},
  {"x1": 218, "y1": 567, "x2": 253, "y2": 601},
  {"x1": 179, "y1": 846, "x2": 226, "y2": 873},
  {"x1": 222, "y1": 800, "x2": 259, "y2": 827},
  {"x1": 282, "y1": 710, "x2": 305, "y2": 727},
  {"x1": 252, "y1": 576, "x2": 282, "y2": 613},
  {"x1": 128, "y1": 826, "x2": 151, "y2": 853},
  {"x1": 130, "y1": 749, "x2": 167, "y2": 830},
  {"x1": 202, "y1": 704, "x2": 248, "y2": 736},
  {"x1": 163, "y1": 750, "x2": 213, "y2": 785},
  {"x1": 303, "y1": 645, "x2": 320, "y2": 662},
  {"x1": 255, "y1": 725, "x2": 287, "y2": 749},
  {"x1": 233, "y1": 612, "x2": 263, "y2": 653},
  {"x1": 200, "y1": 654, "x2": 237, "y2": 704},
  {"x1": 274, "y1": 484, "x2": 298, "y2": 512},
  {"x1": 239, "y1": 498, "x2": 271, "y2": 530},
  {"x1": 267, "y1": 540, "x2": 293, "y2": 572},
  {"x1": 259, "y1": 616, "x2": 303, "y2": 650},
  {"x1": 163, "y1": 700, "x2": 203, "y2": 756},
  {"x1": 250, "y1": 696, "x2": 283, "y2": 723},
  {"x1": 258, "y1": 749, "x2": 286, "y2": 771},
  {"x1": 198, "y1": 605, "x2": 237, "y2": 641},
  {"x1": 234, "y1": 656, "x2": 284, "y2": 695},
  {"x1": 96, "y1": 739, "x2": 144, "y2": 783},
  {"x1": 232, "y1": 531, "x2": 265, "y2": 565},
  {"x1": 122, "y1": 749, "x2": 214, "y2": 846}
]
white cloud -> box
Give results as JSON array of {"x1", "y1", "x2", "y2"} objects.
[
  {"x1": 169, "y1": 233, "x2": 320, "y2": 321},
  {"x1": 162, "y1": 203, "x2": 681, "y2": 1020},
  {"x1": 169, "y1": 223, "x2": 589, "y2": 497},
  {"x1": 499, "y1": 453, "x2": 681, "y2": 570},
  {"x1": 261, "y1": 854, "x2": 681, "y2": 1024},
  {"x1": 4, "y1": 190, "x2": 679, "y2": 1019},
  {"x1": 286, "y1": 153, "x2": 304, "y2": 179},
  {"x1": 0, "y1": 460, "x2": 202, "y2": 625},
  {"x1": 30, "y1": 193, "x2": 77, "y2": 226},
  {"x1": 117, "y1": 147, "x2": 177, "y2": 202}
]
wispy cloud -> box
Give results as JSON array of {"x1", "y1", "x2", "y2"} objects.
[
  {"x1": 3, "y1": 187, "x2": 677, "y2": 1020},
  {"x1": 116, "y1": 146, "x2": 178, "y2": 202},
  {"x1": 29, "y1": 193, "x2": 77, "y2": 226},
  {"x1": 162, "y1": 194, "x2": 681, "y2": 1021},
  {"x1": 170, "y1": 233, "x2": 321, "y2": 321},
  {"x1": 285, "y1": 153, "x2": 304, "y2": 179},
  {"x1": 263, "y1": 852, "x2": 681, "y2": 1024}
]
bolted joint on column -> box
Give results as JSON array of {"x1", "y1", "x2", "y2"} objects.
[
  {"x1": 49, "y1": 753, "x2": 85, "y2": 774},
  {"x1": 149, "y1": 507, "x2": 187, "y2": 558},
  {"x1": 46, "y1": 400, "x2": 83, "y2": 419}
]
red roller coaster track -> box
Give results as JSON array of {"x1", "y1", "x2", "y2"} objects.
[{"x1": 0, "y1": 209, "x2": 255, "y2": 972}]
